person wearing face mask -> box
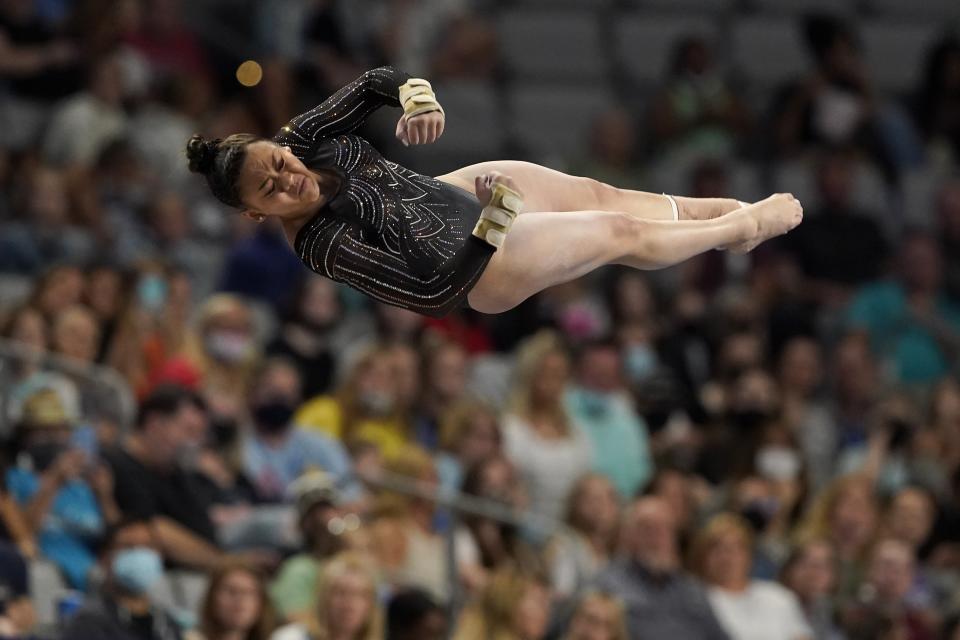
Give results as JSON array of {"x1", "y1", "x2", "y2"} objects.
[
  {"x1": 241, "y1": 358, "x2": 361, "y2": 504},
  {"x1": 61, "y1": 518, "x2": 186, "y2": 640},
  {"x1": 5, "y1": 388, "x2": 120, "y2": 590},
  {"x1": 565, "y1": 339, "x2": 653, "y2": 499}
]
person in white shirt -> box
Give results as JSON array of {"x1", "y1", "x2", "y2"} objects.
[{"x1": 690, "y1": 513, "x2": 813, "y2": 640}]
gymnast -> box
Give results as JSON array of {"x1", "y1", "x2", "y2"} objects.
[{"x1": 186, "y1": 66, "x2": 802, "y2": 318}]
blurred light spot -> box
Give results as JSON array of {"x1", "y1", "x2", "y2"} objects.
[{"x1": 236, "y1": 60, "x2": 263, "y2": 87}]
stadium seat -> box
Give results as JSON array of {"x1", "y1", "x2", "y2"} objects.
[
  {"x1": 613, "y1": 14, "x2": 720, "y2": 88},
  {"x1": 861, "y1": 22, "x2": 940, "y2": 95},
  {"x1": 731, "y1": 18, "x2": 813, "y2": 90},
  {"x1": 497, "y1": 10, "x2": 609, "y2": 82},
  {"x1": 508, "y1": 84, "x2": 617, "y2": 160}
]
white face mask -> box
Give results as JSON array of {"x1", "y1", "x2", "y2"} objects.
[
  {"x1": 205, "y1": 331, "x2": 252, "y2": 363},
  {"x1": 756, "y1": 446, "x2": 801, "y2": 482}
]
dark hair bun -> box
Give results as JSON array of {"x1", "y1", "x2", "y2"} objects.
[{"x1": 185, "y1": 134, "x2": 219, "y2": 175}]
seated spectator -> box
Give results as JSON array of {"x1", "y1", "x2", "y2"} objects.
[
  {"x1": 781, "y1": 539, "x2": 845, "y2": 640},
  {"x1": 454, "y1": 455, "x2": 541, "y2": 594},
  {"x1": 241, "y1": 358, "x2": 358, "y2": 504},
  {"x1": 840, "y1": 538, "x2": 937, "y2": 640},
  {"x1": 295, "y1": 347, "x2": 411, "y2": 460},
  {"x1": 270, "y1": 551, "x2": 383, "y2": 640},
  {"x1": 452, "y1": 567, "x2": 551, "y2": 640},
  {"x1": 503, "y1": 331, "x2": 593, "y2": 526},
  {"x1": 83, "y1": 264, "x2": 129, "y2": 363},
  {"x1": 266, "y1": 277, "x2": 343, "y2": 399},
  {"x1": 385, "y1": 588, "x2": 446, "y2": 640},
  {"x1": 6, "y1": 388, "x2": 119, "y2": 589},
  {"x1": 594, "y1": 496, "x2": 729, "y2": 640},
  {"x1": 561, "y1": 591, "x2": 628, "y2": 640},
  {"x1": 370, "y1": 449, "x2": 447, "y2": 602},
  {"x1": 545, "y1": 473, "x2": 620, "y2": 600},
  {"x1": 690, "y1": 513, "x2": 812, "y2": 640},
  {"x1": 845, "y1": 230, "x2": 960, "y2": 386},
  {"x1": 270, "y1": 471, "x2": 354, "y2": 623},
  {"x1": 195, "y1": 562, "x2": 276, "y2": 640},
  {"x1": 0, "y1": 544, "x2": 37, "y2": 640},
  {"x1": 912, "y1": 36, "x2": 960, "y2": 163},
  {"x1": 61, "y1": 518, "x2": 187, "y2": 640},
  {"x1": 412, "y1": 340, "x2": 468, "y2": 451},
  {"x1": 0, "y1": 468, "x2": 35, "y2": 561},
  {"x1": 104, "y1": 385, "x2": 227, "y2": 571},
  {"x1": 565, "y1": 338, "x2": 653, "y2": 499},
  {"x1": 435, "y1": 401, "x2": 502, "y2": 496}
]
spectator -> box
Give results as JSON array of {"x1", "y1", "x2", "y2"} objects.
[
  {"x1": 565, "y1": 338, "x2": 653, "y2": 499},
  {"x1": 934, "y1": 178, "x2": 960, "y2": 300},
  {"x1": 435, "y1": 400, "x2": 502, "y2": 496},
  {"x1": 195, "y1": 562, "x2": 276, "y2": 640},
  {"x1": 51, "y1": 305, "x2": 101, "y2": 364},
  {"x1": 503, "y1": 331, "x2": 593, "y2": 526},
  {"x1": 266, "y1": 277, "x2": 343, "y2": 399},
  {"x1": 913, "y1": 36, "x2": 960, "y2": 163},
  {"x1": 561, "y1": 591, "x2": 628, "y2": 640},
  {"x1": 413, "y1": 340, "x2": 468, "y2": 451},
  {"x1": 104, "y1": 384, "x2": 227, "y2": 571},
  {"x1": 594, "y1": 496, "x2": 729, "y2": 639},
  {"x1": 241, "y1": 357, "x2": 358, "y2": 504},
  {"x1": 649, "y1": 36, "x2": 751, "y2": 160},
  {"x1": 5, "y1": 387, "x2": 119, "y2": 589},
  {"x1": 829, "y1": 333, "x2": 881, "y2": 454},
  {"x1": 219, "y1": 223, "x2": 306, "y2": 311},
  {"x1": 0, "y1": 544, "x2": 37, "y2": 640},
  {"x1": 883, "y1": 487, "x2": 937, "y2": 556},
  {"x1": 385, "y1": 588, "x2": 446, "y2": 640},
  {"x1": 270, "y1": 551, "x2": 383, "y2": 640},
  {"x1": 83, "y1": 264, "x2": 129, "y2": 362},
  {"x1": 846, "y1": 230, "x2": 960, "y2": 386},
  {"x1": 295, "y1": 347, "x2": 410, "y2": 459},
  {"x1": 781, "y1": 539, "x2": 846, "y2": 640},
  {"x1": 690, "y1": 513, "x2": 812, "y2": 640},
  {"x1": 572, "y1": 107, "x2": 645, "y2": 190},
  {"x1": 452, "y1": 567, "x2": 551, "y2": 640},
  {"x1": 60, "y1": 517, "x2": 186, "y2": 640},
  {"x1": 840, "y1": 538, "x2": 937, "y2": 640},
  {"x1": 545, "y1": 473, "x2": 620, "y2": 600},
  {"x1": 269, "y1": 470, "x2": 352, "y2": 623}
]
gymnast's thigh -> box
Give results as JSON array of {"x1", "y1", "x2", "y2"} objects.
[{"x1": 435, "y1": 160, "x2": 601, "y2": 214}]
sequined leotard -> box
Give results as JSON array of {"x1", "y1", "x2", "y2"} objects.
[{"x1": 275, "y1": 67, "x2": 494, "y2": 318}]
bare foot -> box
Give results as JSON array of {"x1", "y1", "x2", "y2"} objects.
[{"x1": 725, "y1": 193, "x2": 803, "y2": 253}]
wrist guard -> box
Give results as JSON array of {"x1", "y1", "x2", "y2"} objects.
[
  {"x1": 472, "y1": 183, "x2": 523, "y2": 249},
  {"x1": 399, "y1": 78, "x2": 444, "y2": 119}
]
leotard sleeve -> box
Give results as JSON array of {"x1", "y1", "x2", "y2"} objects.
[
  {"x1": 295, "y1": 215, "x2": 494, "y2": 318},
  {"x1": 273, "y1": 67, "x2": 411, "y2": 148}
]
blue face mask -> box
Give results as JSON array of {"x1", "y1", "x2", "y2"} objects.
[
  {"x1": 112, "y1": 547, "x2": 163, "y2": 594},
  {"x1": 137, "y1": 275, "x2": 168, "y2": 313},
  {"x1": 578, "y1": 389, "x2": 609, "y2": 418},
  {"x1": 624, "y1": 344, "x2": 657, "y2": 382}
]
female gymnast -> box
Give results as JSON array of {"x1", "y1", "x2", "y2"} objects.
[{"x1": 186, "y1": 67, "x2": 802, "y2": 318}]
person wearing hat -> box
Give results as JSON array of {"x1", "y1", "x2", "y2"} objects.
[
  {"x1": 269, "y1": 470, "x2": 359, "y2": 623},
  {"x1": 5, "y1": 388, "x2": 120, "y2": 590},
  {"x1": 0, "y1": 544, "x2": 37, "y2": 640}
]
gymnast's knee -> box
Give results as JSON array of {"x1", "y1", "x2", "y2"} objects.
[{"x1": 583, "y1": 176, "x2": 621, "y2": 209}]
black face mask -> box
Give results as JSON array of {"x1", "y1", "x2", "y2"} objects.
[
  {"x1": 729, "y1": 408, "x2": 771, "y2": 430},
  {"x1": 209, "y1": 415, "x2": 239, "y2": 447},
  {"x1": 28, "y1": 443, "x2": 65, "y2": 472},
  {"x1": 253, "y1": 400, "x2": 295, "y2": 433}
]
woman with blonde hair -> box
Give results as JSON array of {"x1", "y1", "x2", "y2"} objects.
[
  {"x1": 271, "y1": 551, "x2": 384, "y2": 640},
  {"x1": 690, "y1": 513, "x2": 812, "y2": 640},
  {"x1": 435, "y1": 399, "x2": 503, "y2": 493},
  {"x1": 502, "y1": 331, "x2": 593, "y2": 526},
  {"x1": 194, "y1": 562, "x2": 276, "y2": 640},
  {"x1": 545, "y1": 473, "x2": 620, "y2": 599},
  {"x1": 295, "y1": 346, "x2": 410, "y2": 458},
  {"x1": 453, "y1": 567, "x2": 551, "y2": 640},
  {"x1": 562, "y1": 591, "x2": 628, "y2": 640}
]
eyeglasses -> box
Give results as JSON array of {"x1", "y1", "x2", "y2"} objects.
[{"x1": 327, "y1": 513, "x2": 361, "y2": 536}]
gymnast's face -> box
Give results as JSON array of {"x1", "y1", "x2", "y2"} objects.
[{"x1": 239, "y1": 141, "x2": 329, "y2": 219}]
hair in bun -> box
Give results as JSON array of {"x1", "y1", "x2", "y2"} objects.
[
  {"x1": 186, "y1": 134, "x2": 219, "y2": 175},
  {"x1": 184, "y1": 132, "x2": 261, "y2": 208}
]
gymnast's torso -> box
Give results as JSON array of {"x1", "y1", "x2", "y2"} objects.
[{"x1": 274, "y1": 66, "x2": 495, "y2": 318}]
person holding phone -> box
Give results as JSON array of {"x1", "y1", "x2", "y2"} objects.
[{"x1": 5, "y1": 388, "x2": 120, "y2": 590}]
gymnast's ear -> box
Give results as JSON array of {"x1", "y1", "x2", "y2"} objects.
[{"x1": 241, "y1": 210, "x2": 266, "y2": 223}]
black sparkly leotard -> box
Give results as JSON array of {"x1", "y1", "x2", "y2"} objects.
[{"x1": 275, "y1": 66, "x2": 495, "y2": 318}]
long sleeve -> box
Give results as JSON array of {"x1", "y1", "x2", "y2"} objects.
[
  {"x1": 274, "y1": 66, "x2": 412, "y2": 149},
  {"x1": 296, "y1": 215, "x2": 494, "y2": 318}
]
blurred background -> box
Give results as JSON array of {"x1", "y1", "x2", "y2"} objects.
[{"x1": 0, "y1": 0, "x2": 959, "y2": 638}]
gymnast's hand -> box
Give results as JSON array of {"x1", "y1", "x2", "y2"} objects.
[
  {"x1": 474, "y1": 171, "x2": 524, "y2": 207},
  {"x1": 396, "y1": 109, "x2": 445, "y2": 146}
]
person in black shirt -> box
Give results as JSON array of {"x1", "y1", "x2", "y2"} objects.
[
  {"x1": 60, "y1": 518, "x2": 184, "y2": 640},
  {"x1": 186, "y1": 67, "x2": 803, "y2": 318}
]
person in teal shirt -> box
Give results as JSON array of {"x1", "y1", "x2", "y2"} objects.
[
  {"x1": 846, "y1": 232, "x2": 960, "y2": 385},
  {"x1": 565, "y1": 340, "x2": 653, "y2": 499}
]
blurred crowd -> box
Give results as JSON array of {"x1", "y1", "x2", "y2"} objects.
[{"x1": 1, "y1": 0, "x2": 960, "y2": 639}]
